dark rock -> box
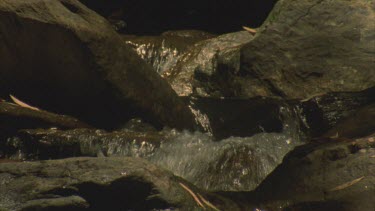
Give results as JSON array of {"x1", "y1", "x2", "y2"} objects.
[
  {"x1": 184, "y1": 88, "x2": 374, "y2": 140},
  {"x1": 240, "y1": 0, "x2": 375, "y2": 99},
  {"x1": 0, "y1": 0, "x2": 198, "y2": 131},
  {"x1": 0, "y1": 157, "x2": 240, "y2": 210},
  {"x1": 324, "y1": 104, "x2": 375, "y2": 139},
  {"x1": 250, "y1": 135, "x2": 375, "y2": 211},
  {"x1": 186, "y1": 97, "x2": 293, "y2": 139},
  {"x1": 324, "y1": 104, "x2": 375, "y2": 138},
  {"x1": 164, "y1": 31, "x2": 254, "y2": 97},
  {"x1": 79, "y1": 0, "x2": 277, "y2": 35},
  {"x1": 0, "y1": 101, "x2": 92, "y2": 132},
  {"x1": 299, "y1": 87, "x2": 375, "y2": 137},
  {"x1": 123, "y1": 30, "x2": 215, "y2": 74}
]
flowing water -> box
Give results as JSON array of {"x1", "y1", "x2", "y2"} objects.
[{"x1": 82, "y1": 104, "x2": 305, "y2": 191}]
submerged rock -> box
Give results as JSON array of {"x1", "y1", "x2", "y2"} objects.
[
  {"x1": 0, "y1": 0, "x2": 198, "y2": 131},
  {"x1": 248, "y1": 134, "x2": 375, "y2": 211},
  {"x1": 240, "y1": 0, "x2": 375, "y2": 99},
  {"x1": 0, "y1": 157, "x2": 239, "y2": 210}
]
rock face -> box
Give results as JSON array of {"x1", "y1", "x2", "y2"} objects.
[
  {"x1": 240, "y1": 0, "x2": 375, "y2": 99},
  {"x1": 0, "y1": 157, "x2": 239, "y2": 210},
  {"x1": 0, "y1": 0, "x2": 198, "y2": 130},
  {"x1": 250, "y1": 135, "x2": 375, "y2": 211}
]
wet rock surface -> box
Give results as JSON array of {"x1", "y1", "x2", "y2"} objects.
[
  {"x1": 0, "y1": 157, "x2": 239, "y2": 210},
  {"x1": 164, "y1": 31, "x2": 254, "y2": 97},
  {"x1": 240, "y1": 0, "x2": 375, "y2": 99},
  {"x1": 0, "y1": 0, "x2": 198, "y2": 131},
  {"x1": 123, "y1": 30, "x2": 215, "y2": 74}
]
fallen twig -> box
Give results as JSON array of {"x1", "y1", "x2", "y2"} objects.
[
  {"x1": 198, "y1": 193, "x2": 220, "y2": 211},
  {"x1": 179, "y1": 182, "x2": 205, "y2": 209},
  {"x1": 242, "y1": 26, "x2": 257, "y2": 35},
  {"x1": 10, "y1": 94, "x2": 40, "y2": 111},
  {"x1": 329, "y1": 176, "x2": 365, "y2": 192}
]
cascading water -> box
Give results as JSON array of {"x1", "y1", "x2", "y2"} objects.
[
  {"x1": 72, "y1": 104, "x2": 305, "y2": 192},
  {"x1": 147, "y1": 105, "x2": 304, "y2": 191}
]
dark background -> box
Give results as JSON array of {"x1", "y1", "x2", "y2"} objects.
[{"x1": 80, "y1": 0, "x2": 278, "y2": 35}]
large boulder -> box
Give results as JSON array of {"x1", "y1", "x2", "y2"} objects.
[
  {"x1": 251, "y1": 135, "x2": 375, "y2": 211},
  {"x1": 0, "y1": 157, "x2": 239, "y2": 210},
  {"x1": 0, "y1": 0, "x2": 198, "y2": 130},
  {"x1": 240, "y1": 0, "x2": 375, "y2": 99}
]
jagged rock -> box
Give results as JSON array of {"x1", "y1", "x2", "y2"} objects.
[
  {"x1": 0, "y1": 157, "x2": 240, "y2": 210},
  {"x1": 240, "y1": 0, "x2": 375, "y2": 99},
  {"x1": 249, "y1": 135, "x2": 375, "y2": 211},
  {"x1": 164, "y1": 31, "x2": 254, "y2": 97},
  {"x1": 123, "y1": 30, "x2": 215, "y2": 74},
  {"x1": 0, "y1": 0, "x2": 198, "y2": 131},
  {"x1": 186, "y1": 97, "x2": 291, "y2": 139},
  {"x1": 0, "y1": 102, "x2": 92, "y2": 132}
]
